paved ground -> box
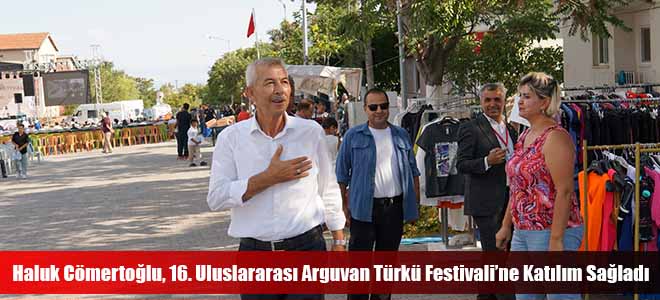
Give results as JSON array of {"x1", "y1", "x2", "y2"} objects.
[{"x1": 0, "y1": 141, "x2": 629, "y2": 299}]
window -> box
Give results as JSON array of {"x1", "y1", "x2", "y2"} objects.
[
  {"x1": 593, "y1": 34, "x2": 609, "y2": 65},
  {"x1": 641, "y1": 27, "x2": 651, "y2": 62},
  {"x1": 88, "y1": 110, "x2": 98, "y2": 119}
]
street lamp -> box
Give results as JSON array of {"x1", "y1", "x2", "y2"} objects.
[
  {"x1": 206, "y1": 35, "x2": 231, "y2": 52},
  {"x1": 277, "y1": 0, "x2": 287, "y2": 21}
]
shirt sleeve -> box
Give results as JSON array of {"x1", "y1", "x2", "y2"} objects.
[
  {"x1": 484, "y1": 156, "x2": 491, "y2": 171},
  {"x1": 315, "y1": 128, "x2": 346, "y2": 231},
  {"x1": 335, "y1": 131, "x2": 352, "y2": 185},
  {"x1": 206, "y1": 129, "x2": 248, "y2": 211}
]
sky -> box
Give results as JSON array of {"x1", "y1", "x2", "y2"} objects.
[{"x1": 1, "y1": 0, "x2": 316, "y2": 88}]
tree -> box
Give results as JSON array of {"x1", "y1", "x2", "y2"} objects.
[
  {"x1": 133, "y1": 77, "x2": 158, "y2": 107},
  {"x1": 399, "y1": 0, "x2": 631, "y2": 100},
  {"x1": 268, "y1": 1, "x2": 400, "y2": 93},
  {"x1": 445, "y1": 0, "x2": 562, "y2": 96},
  {"x1": 89, "y1": 62, "x2": 140, "y2": 103},
  {"x1": 268, "y1": 4, "x2": 354, "y2": 66},
  {"x1": 206, "y1": 46, "x2": 274, "y2": 105}
]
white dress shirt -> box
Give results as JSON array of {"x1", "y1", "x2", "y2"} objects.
[
  {"x1": 207, "y1": 114, "x2": 345, "y2": 241},
  {"x1": 324, "y1": 134, "x2": 339, "y2": 170},
  {"x1": 483, "y1": 114, "x2": 514, "y2": 171}
]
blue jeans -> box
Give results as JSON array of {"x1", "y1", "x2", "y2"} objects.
[
  {"x1": 15, "y1": 153, "x2": 28, "y2": 176},
  {"x1": 511, "y1": 225, "x2": 584, "y2": 300}
]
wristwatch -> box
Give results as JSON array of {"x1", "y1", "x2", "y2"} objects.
[{"x1": 333, "y1": 239, "x2": 347, "y2": 246}]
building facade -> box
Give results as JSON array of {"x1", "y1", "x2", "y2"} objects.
[{"x1": 562, "y1": 1, "x2": 660, "y2": 88}]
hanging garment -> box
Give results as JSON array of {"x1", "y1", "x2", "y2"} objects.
[
  {"x1": 578, "y1": 170, "x2": 610, "y2": 251},
  {"x1": 640, "y1": 174, "x2": 655, "y2": 242},
  {"x1": 647, "y1": 167, "x2": 660, "y2": 228},
  {"x1": 617, "y1": 178, "x2": 635, "y2": 251},
  {"x1": 600, "y1": 169, "x2": 619, "y2": 251},
  {"x1": 416, "y1": 118, "x2": 465, "y2": 198}
]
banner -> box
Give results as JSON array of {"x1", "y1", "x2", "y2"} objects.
[{"x1": 1, "y1": 251, "x2": 659, "y2": 295}]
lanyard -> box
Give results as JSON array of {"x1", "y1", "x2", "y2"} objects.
[{"x1": 491, "y1": 125, "x2": 509, "y2": 147}]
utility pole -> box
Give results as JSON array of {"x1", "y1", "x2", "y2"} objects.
[
  {"x1": 302, "y1": 0, "x2": 309, "y2": 64},
  {"x1": 396, "y1": 0, "x2": 408, "y2": 109},
  {"x1": 90, "y1": 44, "x2": 103, "y2": 114}
]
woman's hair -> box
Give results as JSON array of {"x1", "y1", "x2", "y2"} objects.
[{"x1": 518, "y1": 72, "x2": 561, "y2": 117}]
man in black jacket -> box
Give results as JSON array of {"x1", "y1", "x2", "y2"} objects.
[{"x1": 457, "y1": 83, "x2": 517, "y2": 299}]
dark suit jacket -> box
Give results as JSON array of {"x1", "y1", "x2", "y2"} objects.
[{"x1": 457, "y1": 114, "x2": 518, "y2": 217}]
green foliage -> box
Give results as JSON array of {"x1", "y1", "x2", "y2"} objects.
[
  {"x1": 89, "y1": 62, "x2": 140, "y2": 103},
  {"x1": 134, "y1": 77, "x2": 158, "y2": 107},
  {"x1": 445, "y1": 0, "x2": 563, "y2": 96},
  {"x1": 404, "y1": 206, "x2": 440, "y2": 237},
  {"x1": 63, "y1": 105, "x2": 77, "y2": 116},
  {"x1": 401, "y1": 0, "x2": 630, "y2": 86},
  {"x1": 206, "y1": 46, "x2": 270, "y2": 105},
  {"x1": 266, "y1": 0, "x2": 400, "y2": 91},
  {"x1": 161, "y1": 83, "x2": 205, "y2": 110},
  {"x1": 556, "y1": 0, "x2": 631, "y2": 41}
]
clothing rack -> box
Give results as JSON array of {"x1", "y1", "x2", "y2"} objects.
[
  {"x1": 581, "y1": 141, "x2": 660, "y2": 300},
  {"x1": 564, "y1": 83, "x2": 660, "y2": 92},
  {"x1": 564, "y1": 97, "x2": 660, "y2": 103},
  {"x1": 416, "y1": 107, "x2": 477, "y2": 250}
]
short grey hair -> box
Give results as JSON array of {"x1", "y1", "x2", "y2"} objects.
[
  {"x1": 479, "y1": 82, "x2": 507, "y2": 99},
  {"x1": 245, "y1": 58, "x2": 287, "y2": 87}
]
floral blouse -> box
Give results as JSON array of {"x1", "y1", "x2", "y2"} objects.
[{"x1": 506, "y1": 125, "x2": 583, "y2": 230}]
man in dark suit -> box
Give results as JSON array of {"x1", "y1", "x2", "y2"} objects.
[{"x1": 457, "y1": 83, "x2": 517, "y2": 299}]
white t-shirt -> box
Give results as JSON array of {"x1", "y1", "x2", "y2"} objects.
[
  {"x1": 187, "y1": 127, "x2": 202, "y2": 145},
  {"x1": 369, "y1": 126, "x2": 402, "y2": 198},
  {"x1": 324, "y1": 134, "x2": 339, "y2": 168}
]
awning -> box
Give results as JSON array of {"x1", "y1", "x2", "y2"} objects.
[{"x1": 286, "y1": 65, "x2": 363, "y2": 101}]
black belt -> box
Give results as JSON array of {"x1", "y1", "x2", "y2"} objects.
[
  {"x1": 373, "y1": 194, "x2": 403, "y2": 205},
  {"x1": 240, "y1": 225, "x2": 323, "y2": 251}
]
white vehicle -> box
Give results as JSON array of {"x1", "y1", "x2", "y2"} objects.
[{"x1": 70, "y1": 100, "x2": 144, "y2": 124}]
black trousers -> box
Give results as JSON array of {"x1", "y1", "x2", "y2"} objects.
[
  {"x1": 176, "y1": 131, "x2": 189, "y2": 157},
  {"x1": 348, "y1": 195, "x2": 404, "y2": 300},
  {"x1": 239, "y1": 225, "x2": 326, "y2": 300},
  {"x1": 472, "y1": 192, "x2": 514, "y2": 300}
]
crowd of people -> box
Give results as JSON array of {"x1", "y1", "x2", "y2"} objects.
[{"x1": 204, "y1": 58, "x2": 583, "y2": 300}]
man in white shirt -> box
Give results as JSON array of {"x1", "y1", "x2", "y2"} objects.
[
  {"x1": 321, "y1": 117, "x2": 339, "y2": 169},
  {"x1": 336, "y1": 88, "x2": 420, "y2": 300},
  {"x1": 207, "y1": 58, "x2": 345, "y2": 300}
]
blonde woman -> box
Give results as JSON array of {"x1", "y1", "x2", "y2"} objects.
[{"x1": 496, "y1": 72, "x2": 584, "y2": 299}]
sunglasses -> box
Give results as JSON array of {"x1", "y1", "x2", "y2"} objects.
[{"x1": 367, "y1": 103, "x2": 390, "y2": 112}]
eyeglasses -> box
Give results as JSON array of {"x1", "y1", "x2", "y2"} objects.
[{"x1": 367, "y1": 103, "x2": 389, "y2": 112}]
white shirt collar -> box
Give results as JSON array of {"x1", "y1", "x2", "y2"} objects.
[
  {"x1": 484, "y1": 114, "x2": 505, "y2": 127},
  {"x1": 249, "y1": 113, "x2": 296, "y2": 138}
]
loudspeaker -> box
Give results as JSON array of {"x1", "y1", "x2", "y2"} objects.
[
  {"x1": 22, "y1": 75, "x2": 35, "y2": 96},
  {"x1": 14, "y1": 93, "x2": 22, "y2": 104}
]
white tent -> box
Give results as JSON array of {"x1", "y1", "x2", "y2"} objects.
[{"x1": 285, "y1": 65, "x2": 363, "y2": 101}]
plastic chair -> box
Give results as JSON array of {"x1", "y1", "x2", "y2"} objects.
[
  {"x1": 114, "y1": 129, "x2": 122, "y2": 148},
  {"x1": 134, "y1": 127, "x2": 148, "y2": 144},
  {"x1": 27, "y1": 138, "x2": 42, "y2": 163},
  {"x1": 63, "y1": 133, "x2": 77, "y2": 153},
  {"x1": 45, "y1": 134, "x2": 62, "y2": 156},
  {"x1": 94, "y1": 130, "x2": 105, "y2": 149},
  {"x1": 148, "y1": 126, "x2": 161, "y2": 143},
  {"x1": 121, "y1": 128, "x2": 133, "y2": 146},
  {"x1": 27, "y1": 142, "x2": 42, "y2": 163}
]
